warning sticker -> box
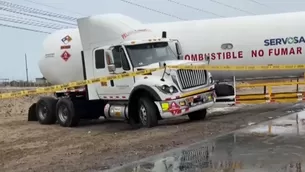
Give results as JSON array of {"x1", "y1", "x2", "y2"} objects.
[
  {"x1": 61, "y1": 35, "x2": 72, "y2": 44},
  {"x1": 61, "y1": 51, "x2": 71, "y2": 61}
]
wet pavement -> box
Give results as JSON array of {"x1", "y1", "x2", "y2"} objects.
[{"x1": 105, "y1": 108, "x2": 305, "y2": 172}]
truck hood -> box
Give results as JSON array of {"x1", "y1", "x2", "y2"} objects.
[{"x1": 134, "y1": 60, "x2": 206, "y2": 70}]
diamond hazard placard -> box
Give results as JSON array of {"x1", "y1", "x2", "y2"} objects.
[
  {"x1": 61, "y1": 51, "x2": 71, "y2": 61},
  {"x1": 61, "y1": 35, "x2": 72, "y2": 44}
]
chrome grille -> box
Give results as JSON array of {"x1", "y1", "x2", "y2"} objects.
[{"x1": 177, "y1": 69, "x2": 206, "y2": 89}]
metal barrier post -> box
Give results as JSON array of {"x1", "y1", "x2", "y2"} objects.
[
  {"x1": 267, "y1": 86, "x2": 272, "y2": 102},
  {"x1": 296, "y1": 77, "x2": 299, "y2": 92},
  {"x1": 268, "y1": 121, "x2": 272, "y2": 134},
  {"x1": 233, "y1": 75, "x2": 236, "y2": 97}
]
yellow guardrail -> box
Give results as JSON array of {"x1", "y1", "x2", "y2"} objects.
[
  {"x1": 1, "y1": 64, "x2": 305, "y2": 99},
  {"x1": 236, "y1": 82, "x2": 305, "y2": 104},
  {"x1": 237, "y1": 81, "x2": 305, "y2": 88}
]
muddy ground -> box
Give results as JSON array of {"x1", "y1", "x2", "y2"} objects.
[{"x1": 1, "y1": 85, "x2": 305, "y2": 172}]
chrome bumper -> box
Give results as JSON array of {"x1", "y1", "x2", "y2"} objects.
[{"x1": 155, "y1": 91, "x2": 216, "y2": 119}]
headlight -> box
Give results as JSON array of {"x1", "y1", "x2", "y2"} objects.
[
  {"x1": 156, "y1": 85, "x2": 178, "y2": 94},
  {"x1": 210, "y1": 77, "x2": 214, "y2": 84}
]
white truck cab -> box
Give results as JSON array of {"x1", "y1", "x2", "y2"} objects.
[{"x1": 83, "y1": 36, "x2": 216, "y2": 128}]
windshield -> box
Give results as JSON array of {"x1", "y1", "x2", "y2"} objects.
[{"x1": 125, "y1": 42, "x2": 177, "y2": 67}]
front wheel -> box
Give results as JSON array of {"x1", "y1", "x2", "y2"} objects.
[
  {"x1": 188, "y1": 109, "x2": 207, "y2": 121},
  {"x1": 137, "y1": 97, "x2": 158, "y2": 128}
]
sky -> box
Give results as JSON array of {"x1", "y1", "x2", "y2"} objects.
[{"x1": 0, "y1": 0, "x2": 304, "y2": 81}]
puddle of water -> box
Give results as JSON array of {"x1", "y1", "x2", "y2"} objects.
[
  {"x1": 238, "y1": 110, "x2": 305, "y2": 136},
  {"x1": 107, "y1": 109, "x2": 305, "y2": 172}
]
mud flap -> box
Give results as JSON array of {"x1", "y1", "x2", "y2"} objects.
[{"x1": 28, "y1": 103, "x2": 37, "y2": 121}]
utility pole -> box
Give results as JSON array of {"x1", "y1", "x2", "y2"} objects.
[{"x1": 25, "y1": 53, "x2": 29, "y2": 83}]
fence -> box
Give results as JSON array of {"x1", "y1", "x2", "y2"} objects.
[{"x1": 0, "y1": 80, "x2": 51, "y2": 88}]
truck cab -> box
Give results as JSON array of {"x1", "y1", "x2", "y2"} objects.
[{"x1": 85, "y1": 37, "x2": 216, "y2": 128}]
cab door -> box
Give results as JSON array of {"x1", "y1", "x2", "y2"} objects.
[
  {"x1": 93, "y1": 46, "x2": 134, "y2": 99},
  {"x1": 107, "y1": 46, "x2": 134, "y2": 97},
  {"x1": 93, "y1": 48, "x2": 112, "y2": 98}
]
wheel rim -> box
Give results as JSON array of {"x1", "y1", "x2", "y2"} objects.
[
  {"x1": 38, "y1": 103, "x2": 48, "y2": 120},
  {"x1": 58, "y1": 105, "x2": 69, "y2": 122},
  {"x1": 139, "y1": 104, "x2": 147, "y2": 125}
]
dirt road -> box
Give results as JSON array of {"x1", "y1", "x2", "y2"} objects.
[
  {"x1": 1, "y1": 91, "x2": 305, "y2": 172},
  {"x1": 0, "y1": 85, "x2": 305, "y2": 172}
]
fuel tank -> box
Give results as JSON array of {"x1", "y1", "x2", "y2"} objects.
[{"x1": 39, "y1": 12, "x2": 305, "y2": 85}]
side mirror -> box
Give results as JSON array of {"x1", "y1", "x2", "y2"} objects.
[
  {"x1": 107, "y1": 64, "x2": 116, "y2": 72},
  {"x1": 208, "y1": 72, "x2": 214, "y2": 84},
  {"x1": 175, "y1": 43, "x2": 181, "y2": 55},
  {"x1": 105, "y1": 51, "x2": 116, "y2": 73},
  {"x1": 175, "y1": 42, "x2": 182, "y2": 60},
  {"x1": 205, "y1": 55, "x2": 210, "y2": 64},
  {"x1": 158, "y1": 61, "x2": 166, "y2": 68}
]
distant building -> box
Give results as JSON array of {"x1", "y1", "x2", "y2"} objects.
[{"x1": 35, "y1": 77, "x2": 48, "y2": 85}]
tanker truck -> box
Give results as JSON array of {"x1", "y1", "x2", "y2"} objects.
[
  {"x1": 29, "y1": 14, "x2": 216, "y2": 128},
  {"x1": 37, "y1": 12, "x2": 305, "y2": 104}
]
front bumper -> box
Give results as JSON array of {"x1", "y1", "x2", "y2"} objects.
[{"x1": 155, "y1": 90, "x2": 216, "y2": 119}]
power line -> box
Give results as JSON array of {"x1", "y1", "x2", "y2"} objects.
[
  {"x1": 209, "y1": 0, "x2": 255, "y2": 15},
  {"x1": 247, "y1": 0, "x2": 275, "y2": 10},
  {"x1": 0, "y1": 22, "x2": 50, "y2": 34},
  {"x1": 21, "y1": 0, "x2": 86, "y2": 16},
  {"x1": 0, "y1": 6, "x2": 77, "y2": 26},
  {"x1": 0, "y1": 16, "x2": 70, "y2": 30},
  {"x1": 0, "y1": 0, "x2": 77, "y2": 21},
  {"x1": 0, "y1": 13, "x2": 72, "y2": 29},
  {"x1": 118, "y1": 0, "x2": 186, "y2": 20},
  {"x1": 166, "y1": 0, "x2": 224, "y2": 17}
]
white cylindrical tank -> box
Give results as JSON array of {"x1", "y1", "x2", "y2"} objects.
[
  {"x1": 39, "y1": 13, "x2": 156, "y2": 85},
  {"x1": 39, "y1": 12, "x2": 305, "y2": 85},
  {"x1": 39, "y1": 28, "x2": 83, "y2": 85}
]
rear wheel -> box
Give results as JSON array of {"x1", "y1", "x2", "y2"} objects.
[
  {"x1": 56, "y1": 98, "x2": 80, "y2": 127},
  {"x1": 35, "y1": 97, "x2": 57, "y2": 125},
  {"x1": 188, "y1": 109, "x2": 207, "y2": 121}
]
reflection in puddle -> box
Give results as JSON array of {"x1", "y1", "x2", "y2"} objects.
[
  {"x1": 239, "y1": 110, "x2": 305, "y2": 136},
  {"x1": 109, "y1": 109, "x2": 305, "y2": 172}
]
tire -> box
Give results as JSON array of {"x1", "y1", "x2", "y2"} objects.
[
  {"x1": 188, "y1": 109, "x2": 207, "y2": 121},
  {"x1": 35, "y1": 97, "x2": 57, "y2": 125},
  {"x1": 56, "y1": 98, "x2": 80, "y2": 127},
  {"x1": 137, "y1": 97, "x2": 158, "y2": 128},
  {"x1": 215, "y1": 84, "x2": 234, "y2": 97}
]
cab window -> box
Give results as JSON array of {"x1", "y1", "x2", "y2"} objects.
[
  {"x1": 95, "y1": 49, "x2": 105, "y2": 69},
  {"x1": 112, "y1": 46, "x2": 130, "y2": 70},
  {"x1": 112, "y1": 46, "x2": 122, "y2": 68}
]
